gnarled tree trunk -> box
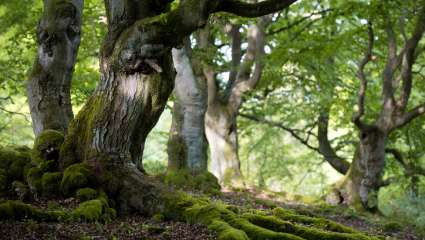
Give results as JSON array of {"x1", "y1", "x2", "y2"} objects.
[
  {"x1": 57, "y1": 0, "x2": 297, "y2": 214},
  {"x1": 27, "y1": 0, "x2": 83, "y2": 136}
]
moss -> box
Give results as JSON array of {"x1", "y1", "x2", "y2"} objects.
[
  {"x1": 209, "y1": 220, "x2": 249, "y2": 240},
  {"x1": 383, "y1": 222, "x2": 403, "y2": 232},
  {"x1": 193, "y1": 171, "x2": 221, "y2": 195},
  {"x1": 273, "y1": 207, "x2": 356, "y2": 233},
  {"x1": 0, "y1": 200, "x2": 47, "y2": 220},
  {"x1": 26, "y1": 167, "x2": 44, "y2": 194},
  {"x1": 11, "y1": 181, "x2": 30, "y2": 200},
  {"x1": 0, "y1": 169, "x2": 7, "y2": 194},
  {"x1": 151, "y1": 213, "x2": 165, "y2": 222},
  {"x1": 0, "y1": 146, "x2": 31, "y2": 191},
  {"x1": 246, "y1": 213, "x2": 379, "y2": 240},
  {"x1": 76, "y1": 188, "x2": 98, "y2": 202},
  {"x1": 71, "y1": 192, "x2": 116, "y2": 222},
  {"x1": 164, "y1": 170, "x2": 221, "y2": 195},
  {"x1": 31, "y1": 130, "x2": 64, "y2": 167},
  {"x1": 61, "y1": 163, "x2": 94, "y2": 196},
  {"x1": 41, "y1": 172, "x2": 62, "y2": 197}
]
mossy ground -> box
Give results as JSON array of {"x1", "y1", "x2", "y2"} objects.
[{"x1": 0, "y1": 133, "x2": 421, "y2": 239}]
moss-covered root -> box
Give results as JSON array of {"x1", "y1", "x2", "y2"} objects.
[
  {"x1": 272, "y1": 207, "x2": 356, "y2": 233},
  {"x1": 166, "y1": 195, "x2": 381, "y2": 240},
  {"x1": 0, "y1": 200, "x2": 60, "y2": 221},
  {"x1": 71, "y1": 192, "x2": 116, "y2": 222}
]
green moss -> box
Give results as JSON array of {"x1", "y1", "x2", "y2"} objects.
[
  {"x1": 76, "y1": 188, "x2": 98, "y2": 202},
  {"x1": 164, "y1": 170, "x2": 221, "y2": 195},
  {"x1": 11, "y1": 181, "x2": 30, "y2": 200},
  {"x1": 209, "y1": 220, "x2": 249, "y2": 240},
  {"x1": 0, "y1": 146, "x2": 31, "y2": 191},
  {"x1": 41, "y1": 172, "x2": 62, "y2": 197},
  {"x1": 151, "y1": 213, "x2": 165, "y2": 222},
  {"x1": 61, "y1": 163, "x2": 94, "y2": 196},
  {"x1": 383, "y1": 222, "x2": 402, "y2": 232},
  {"x1": 193, "y1": 171, "x2": 221, "y2": 195},
  {"x1": 273, "y1": 207, "x2": 356, "y2": 233},
  {"x1": 31, "y1": 130, "x2": 64, "y2": 167},
  {"x1": 0, "y1": 200, "x2": 47, "y2": 220},
  {"x1": 26, "y1": 167, "x2": 43, "y2": 194},
  {"x1": 0, "y1": 169, "x2": 7, "y2": 194},
  {"x1": 71, "y1": 193, "x2": 116, "y2": 222}
]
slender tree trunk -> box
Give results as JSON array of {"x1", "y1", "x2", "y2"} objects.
[
  {"x1": 205, "y1": 103, "x2": 243, "y2": 186},
  {"x1": 167, "y1": 46, "x2": 208, "y2": 172},
  {"x1": 27, "y1": 0, "x2": 83, "y2": 136}
]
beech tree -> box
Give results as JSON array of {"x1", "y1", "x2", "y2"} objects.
[
  {"x1": 27, "y1": 0, "x2": 83, "y2": 136},
  {"x1": 57, "y1": 0, "x2": 297, "y2": 213},
  {"x1": 331, "y1": 1, "x2": 425, "y2": 211}
]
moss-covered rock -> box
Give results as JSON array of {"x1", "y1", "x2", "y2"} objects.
[
  {"x1": 76, "y1": 188, "x2": 98, "y2": 202},
  {"x1": 41, "y1": 172, "x2": 62, "y2": 197},
  {"x1": 31, "y1": 130, "x2": 64, "y2": 168},
  {"x1": 71, "y1": 192, "x2": 116, "y2": 222},
  {"x1": 61, "y1": 163, "x2": 94, "y2": 196},
  {"x1": 193, "y1": 171, "x2": 221, "y2": 195},
  {"x1": 164, "y1": 170, "x2": 221, "y2": 195},
  {"x1": 0, "y1": 146, "x2": 31, "y2": 193},
  {"x1": 26, "y1": 167, "x2": 43, "y2": 194}
]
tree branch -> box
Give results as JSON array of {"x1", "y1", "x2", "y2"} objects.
[
  {"x1": 318, "y1": 110, "x2": 350, "y2": 174},
  {"x1": 397, "y1": 2, "x2": 425, "y2": 111},
  {"x1": 394, "y1": 102, "x2": 425, "y2": 129},
  {"x1": 215, "y1": 0, "x2": 298, "y2": 18},
  {"x1": 353, "y1": 21, "x2": 374, "y2": 128},
  {"x1": 240, "y1": 113, "x2": 320, "y2": 152}
]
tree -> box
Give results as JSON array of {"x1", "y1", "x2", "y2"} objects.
[
  {"x1": 27, "y1": 0, "x2": 83, "y2": 136},
  {"x1": 332, "y1": 1, "x2": 425, "y2": 211},
  {"x1": 167, "y1": 42, "x2": 208, "y2": 173},
  {"x1": 58, "y1": 0, "x2": 297, "y2": 213}
]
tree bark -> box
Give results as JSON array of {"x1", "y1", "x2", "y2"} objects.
[
  {"x1": 27, "y1": 0, "x2": 83, "y2": 136},
  {"x1": 205, "y1": 103, "x2": 243, "y2": 186},
  {"x1": 167, "y1": 46, "x2": 208, "y2": 172}
]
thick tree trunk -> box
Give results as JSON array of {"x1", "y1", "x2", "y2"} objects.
[
  {"x1": 205, "y1": 103, "x2": 243, "y2": 186},
  {"x1": 167, "y1": 47, "x2": 208, "y2": 172},
  {"x1": 27, "y1": 0, "x2": 83, "y2": 136},
  {"x1": 328, "y1": 128, "x2": 387, "y2": 211},
  {"x1": 57, "y1": 0, "x2": 296, "y2": 214}
]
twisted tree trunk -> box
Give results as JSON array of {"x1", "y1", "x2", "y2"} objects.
[
  {"x1": 27, "y1": 0, "x2": 83, "y2": 136},
  {"x1": 57, "y1": 0, "x2": 297, "y2": 213}
]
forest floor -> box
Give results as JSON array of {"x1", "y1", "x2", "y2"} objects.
[{"x1": 0, "y1": 188, "x2": 422, "y2": 240}]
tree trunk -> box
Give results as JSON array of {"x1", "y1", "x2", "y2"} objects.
[
  {"x1": 27, "y1": 0, "x2": 83, "y2": 136},
  {"x1": 57, "y1": 0, "x2": 297, "y2": 214},
  {"x1": 205, "y1": 103, "x2": 243, "y2": 186},
  {"x1": 167, "y1": 47, "x2": 208, "y2": 172},
  {"x1": 328, "y1": 128, "x2": 387, "y2": 211}
]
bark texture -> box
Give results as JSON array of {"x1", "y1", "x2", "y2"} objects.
[
  {"x1": 167, "y1": 46, "x2": 208, "y2": 172},
  {"x1": 27, "y1": 0, "x2": 83, "y2": 136}
]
